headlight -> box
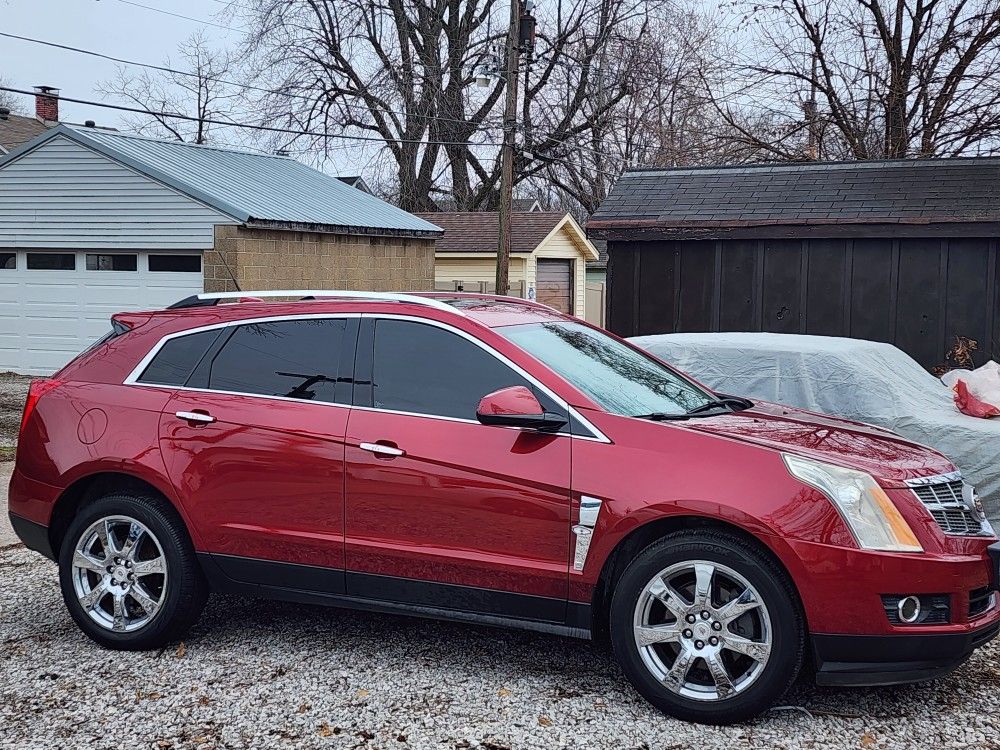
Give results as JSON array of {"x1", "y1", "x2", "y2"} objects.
[{"x1": 783, "y1": 454, "x2": 922, "y2": 552}]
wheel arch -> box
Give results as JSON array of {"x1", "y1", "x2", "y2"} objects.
[
  {"x1": 588, "y1": 514, "x2": 805, "y2": 645},
  {"x1": 47, "y1": 470, "x2": 192, "y2": 558}
]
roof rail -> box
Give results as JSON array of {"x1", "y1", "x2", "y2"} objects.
[
  {"x1": 426, "y1": 291, "x2": 555, "y2": 311},
  {"x1": 166, "y1": 289, "x2": 465, "y2": 316}
]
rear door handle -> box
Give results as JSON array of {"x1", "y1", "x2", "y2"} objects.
[
  {"x1": 175, "y1": 410, "x2": 216, "y2": 424},
  {"x1": 359, "y1": 442, "x2": 405, "y2": 457}
]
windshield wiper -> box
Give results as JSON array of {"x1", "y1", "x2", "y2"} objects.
[
  {"x1": 633, "y1": 412, "x2": 693, "y2": 421},
  {"x1": 686, "y1": 395, "x2": 754, "y2": 416},
  {"x1": 633, "y1": 395, "x2": 754, "y2": 422}
]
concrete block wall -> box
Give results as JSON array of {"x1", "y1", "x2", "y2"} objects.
[{"x1": 204, "y1": 225, "x2": 436, "y2": 293}]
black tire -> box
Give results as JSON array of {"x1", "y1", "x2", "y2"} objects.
[
  {"x1": 609, "y1": 530, "x2": 804, "y2": 725},
  {"x1": 58, "y1": 490, "x2": 208, "y2": 650}
]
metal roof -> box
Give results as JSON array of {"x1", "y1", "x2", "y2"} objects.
[
  {"x1": 1, "y1": 124, "x2": 442, "y2": 237},
  {"x1": 589, "y1": 157, "x2": 1000, "y2": 240}
]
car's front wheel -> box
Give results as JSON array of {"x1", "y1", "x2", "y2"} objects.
[
  {"x1": 58, "y1": 490, "x2": 208, "y2": 649},
  {"x1": 609, "y1": 530, "x2": 804, "y2": 724}
]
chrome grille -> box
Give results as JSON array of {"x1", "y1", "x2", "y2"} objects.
[{"x1": 907, "y1": 472, "x2": 990, "y2": 537}]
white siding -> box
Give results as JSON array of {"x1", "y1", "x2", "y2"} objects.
[
  {"x1": 435, "y1": 256, "x2": 527, "y2": 288},
  {"x1": 0, "y1": 134, "x2": 235, "y2": 249},
  {"x1": 0, "y1": 250, "x2": 203, "y2": 375},
  {"x1": 527, "y1": 226, "x2": 588, "y2": 318}
]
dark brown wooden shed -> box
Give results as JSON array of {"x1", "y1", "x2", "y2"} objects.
[{"x1": 588, "y1": 159, "x2": 1000, "y2": 369}]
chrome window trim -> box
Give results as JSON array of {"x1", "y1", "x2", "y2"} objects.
[
  {"x1": 122, "y1": 312, "x2": 611, "y2": 444},
  {"x1": 362, "y1": 313, "x2": 610, "y2": 443},
  {"x1": 122, "y1": 313, "x2": 362, "y2": 386}
]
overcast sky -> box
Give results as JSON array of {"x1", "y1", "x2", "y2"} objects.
[{"x1": 2, "y1": 0, "x2": 242, "y2": 126}]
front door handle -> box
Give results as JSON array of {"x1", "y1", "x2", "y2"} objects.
[
  {"x1": 176, "y1": 410, "x2": 216, "y2": 425},
  {"x1": 360, "y1": 441, "x2": 405, "y2": 457}
]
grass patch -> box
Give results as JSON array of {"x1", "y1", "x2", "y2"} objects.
[{"x1": 0, "y1": 445, "x2": 15, "y2": 462}]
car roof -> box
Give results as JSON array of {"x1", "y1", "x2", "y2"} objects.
[{"x1": 126, "y1": 292, "x2": 569, "y2": 330}]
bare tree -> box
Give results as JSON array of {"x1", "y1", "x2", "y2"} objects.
[
  {"x1": 98, "y1": 32, "x2": 241, "y2": 145},
  {"x1": 0, "y1": 76, "x2": 22, "y2": 113},
  {"x1": 533, "y1": 6, "x2": 744, "y2": 215},
  {"x1": 237, "y1": 0, "x2": 652, "y2": 212},
  {"x1": 720, "y1": 0, "x2": 1000, "y2": 160}
]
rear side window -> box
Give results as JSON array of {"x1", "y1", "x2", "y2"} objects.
[
  {"x1": 137, "y1": 329, "x2": 222, "y2": 386},
  {"x1": 369, "y1": 319, "x2": 543, "y2": 420},
  {"x1": 207, "y1": 319, "x2": 348, "y2": 403}
]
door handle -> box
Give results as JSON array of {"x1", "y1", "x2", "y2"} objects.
[
  {"x1": 175, "y1": 410, "x2": 216, "y2": 424},
  {"x1": 359, "y1": 442, "x2": 405, "y2": 457}
]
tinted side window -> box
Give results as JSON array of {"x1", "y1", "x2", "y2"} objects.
[
  {"x1": 371, "y1": 320, "x2": 535, "y2": 420},
  {"x1": 208, "y1": 319, "x2": 347, "y2": 403},
  {"x1": 138, "y1": 329, "x2": 221, "y2": 386}
]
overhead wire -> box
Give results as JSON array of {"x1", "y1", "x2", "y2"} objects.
[
  {"x1": 0, "y1": 85, "x2": 500, "y2": 148},
  {"x1": 0, "y1": 31, "x2": 505, "y2": 132}
]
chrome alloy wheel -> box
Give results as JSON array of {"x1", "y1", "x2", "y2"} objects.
[
  {"x1": 70, "y1": 515, "x2": 168, "y2": 633},
  {"x1": 632, "y1": 560, "x2": 772, "y2": 701}
]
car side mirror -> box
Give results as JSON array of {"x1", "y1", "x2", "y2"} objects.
[{"x1": 476, "y1": 385, "x2": 567, "y2": 432}]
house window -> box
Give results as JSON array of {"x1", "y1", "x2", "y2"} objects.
[
  {"x1": 26, "y1": 253, "x2": 76, "y2": 270},
  {"x1": 86, "y1": 254, "x2": 138, "y2": 271},
  {"x1": 148, "y1": 254, "x2": 201, "y2": 273},
  {"x1": 0, "y1": 253, "x2": 14, "y2": 270}
]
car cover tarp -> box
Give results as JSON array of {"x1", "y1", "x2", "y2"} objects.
[{"x1": 630, "y1": 332, "x2": 1000, "y2": 525}]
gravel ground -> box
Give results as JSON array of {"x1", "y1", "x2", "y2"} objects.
[
  {"x1": 0, "y1": 372, "x2": 32, "y2": 461},
  {"x1": 1, "y1": 545, "x2": 999, "y2": 749}
]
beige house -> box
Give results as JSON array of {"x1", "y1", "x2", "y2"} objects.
[{"x1": 419, "y1": 211, "x2": 599, "y2": 319}]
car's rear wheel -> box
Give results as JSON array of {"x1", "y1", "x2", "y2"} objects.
[
  {"x1": 58, "y1": 491, "x2": 208, "y2": 649},
  {"x1": 609, "y1": 530, "x2": 804, "y2": 724}
]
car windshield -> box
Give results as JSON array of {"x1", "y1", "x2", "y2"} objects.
[{"x1": 497, "y1": 321, "x2": 715, "y2": 417}]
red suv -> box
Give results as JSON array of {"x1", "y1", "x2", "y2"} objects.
[{"x1": 9, "y1": 291, "x2": 1000, "y2": 724}]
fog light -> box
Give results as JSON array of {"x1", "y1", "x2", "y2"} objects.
[
  {"x1": 882, "y1": 594, "x2": 949, "y2": 625},
  {"x1": 897, "y1": 596, "x2": 921, "y2": 624}
]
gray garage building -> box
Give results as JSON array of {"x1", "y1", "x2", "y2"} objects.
[{"x1": 0, "y1": 124, "x2": 440, "y2": 375}]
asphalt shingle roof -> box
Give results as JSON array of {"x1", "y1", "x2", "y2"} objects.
[
  {"x1": 0, "y1": 113, "x2": 49, "y2": 153},
  {"x1": 415, "y1": 211, "x2": 568, "y2": 253},
  {"x1": 2, "y1": 125, "x2": 441, "y2": 236},
  {"x1": 588, "y1": 159, "x2": 1000, "y2": 236}
]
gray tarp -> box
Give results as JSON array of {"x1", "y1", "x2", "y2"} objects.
[{"x1": 630, "y1": 332, "x2": 1000, "y2": 524}]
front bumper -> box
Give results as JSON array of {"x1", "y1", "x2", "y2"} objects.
[
  {"x1": 781, "y1": 536, "x2": 1000, "y2": 634},
  {"x1": 813, "y1": 622, "x2": 1000, "y2": 686}
]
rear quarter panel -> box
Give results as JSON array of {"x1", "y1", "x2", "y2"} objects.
[{"x1": 14, "y1": 381, "x2": 193, "y2": 536}]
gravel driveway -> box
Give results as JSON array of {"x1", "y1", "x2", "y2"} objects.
[
  {"x1": 1, "y1": 541, "x2": 999, "y2": 749},
  {"x1": 0, "y1": 371, "x2": 31, "y2": 461}
]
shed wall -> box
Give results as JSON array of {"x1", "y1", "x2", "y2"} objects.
[
  {"x1": 531, "y1": 229, "x2": 588, "y2": 317},
  {"x1": 207, "y1": 225, "x2": 436, "y2": 293},
  {"x1": 607, "y1": 237, "x2": 1000, "y2": 369}
]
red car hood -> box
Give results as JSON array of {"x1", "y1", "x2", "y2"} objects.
[{"x1": 683, "y1": 401, "x2": 954, "y2": 484}]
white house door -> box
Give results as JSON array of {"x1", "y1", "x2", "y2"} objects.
[{"x1": 0, "y1": 250, "x2": 203, "y2": 375}]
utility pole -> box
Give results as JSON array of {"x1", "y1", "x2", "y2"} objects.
[
  {"x1": 804, "y1": 52, "x2": 819, "y2": 160},
  {"x1": 496, "y1": 0, "x2": 522, "y2": 297},
  {"x1": 496, "y1": 1, "x2": 534, "y2": 296}
]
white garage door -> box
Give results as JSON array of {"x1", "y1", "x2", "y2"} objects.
[{"x1": 0, "y1": 250, "x2": 203, "y2": 375}]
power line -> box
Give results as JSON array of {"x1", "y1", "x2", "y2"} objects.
[
  {"x1": 0, "y1": 31, "x2": 505, "y2": 132},
  {"x1": 0, "y1": 86, "x2": 500, "y2": 149},
  {"x1": 109, "y1": 0, "x2": 245, "y2": 33}
]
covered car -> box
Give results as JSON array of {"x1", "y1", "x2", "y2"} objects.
[{"x1": 630, "y1": 332, "x2": 1000, "y2": 524}]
